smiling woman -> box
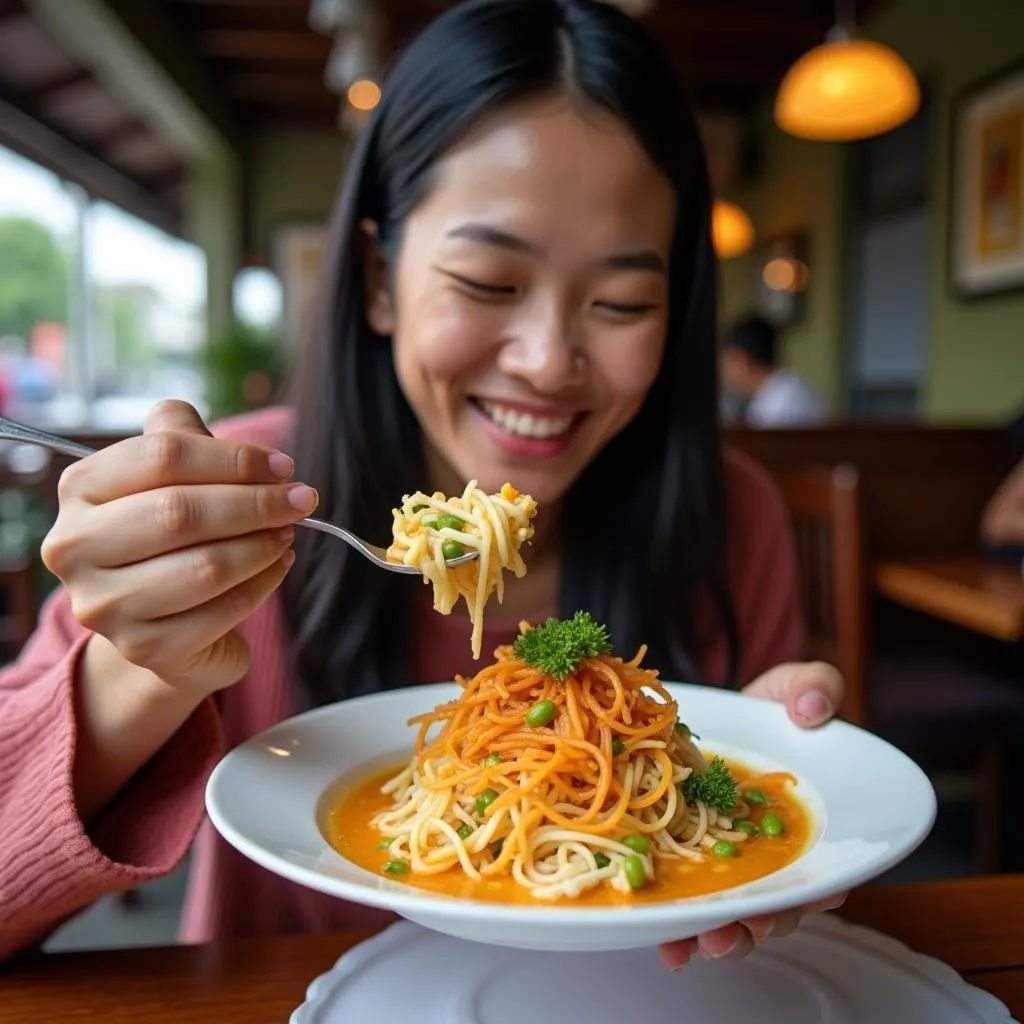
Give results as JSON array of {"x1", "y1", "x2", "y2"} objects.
[{"x1": 0, "y1": 0, "x2": 844, "y2": 973}]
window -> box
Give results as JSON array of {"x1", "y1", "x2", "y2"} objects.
[{"x1": 0, "y1": 144, "x2": 208, "y2": 430}]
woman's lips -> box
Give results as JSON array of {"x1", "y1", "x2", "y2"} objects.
[{"x1": 470, "y1": 399, "x2": 585, "y2": 458}]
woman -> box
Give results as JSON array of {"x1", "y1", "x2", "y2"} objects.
[{"x1": 0, "y1": 0, "x2": 843, "y2": 968}]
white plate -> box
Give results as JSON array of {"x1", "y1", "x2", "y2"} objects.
[
  {"x1": 290, "y1": 917, "x2": 1016, "y2": 1024},
  {"x1": 205, "y1": 682, "x2": 937, "y2": 953}
]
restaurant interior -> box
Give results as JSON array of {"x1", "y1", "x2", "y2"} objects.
[{"x1": 1, "y1": 0, "x2": 1023, "y2": 1018}]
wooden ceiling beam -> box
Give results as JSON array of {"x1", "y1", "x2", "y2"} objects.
[
  {"x1": 200, "y1": 28, "x2": 330, "y2": 62},
  {"x1": 227, "y1": 71, "x2": 334, "y2": 104},
  {"x1": 20, "y1": 66, "x2": 93, "y2": 101}
]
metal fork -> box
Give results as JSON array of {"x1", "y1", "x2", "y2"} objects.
[{"x1": 0, "y1": 416, "x2": 478, "y2": 575}]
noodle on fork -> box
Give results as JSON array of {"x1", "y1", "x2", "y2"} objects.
[{"x1": 387, "y1": 481, "x2": 537, "y2": 659}]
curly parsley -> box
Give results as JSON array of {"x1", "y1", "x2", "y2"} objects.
[
  {"x1": 512, "y1": 611, "x2": 612, "y2": 680},
  {"x1": 681, "y1": 756, "x2": 739, "y2": 814}
]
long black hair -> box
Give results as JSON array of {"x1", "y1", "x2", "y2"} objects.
[{"x1": 283, "y1": 0, "x2": 739, "y2": 704}]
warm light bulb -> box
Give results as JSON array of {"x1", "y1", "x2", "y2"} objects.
[
  {"x1": 347, "y1": 78, "x2": 381, "y2": 111},
  {"x1": 774, "y1": 38, "x2": 919, "y2": 141},
  {"x1": 712, "y1": 200, "x2": 754, "y2": 260}
]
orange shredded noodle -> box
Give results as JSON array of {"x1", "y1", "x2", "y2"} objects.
[{"x1": 369, "y1": 625, "x2": 761, "y2": 899}]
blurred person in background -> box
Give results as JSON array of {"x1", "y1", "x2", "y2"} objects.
[{"x1": 720, "y1": 314, "x2": 826, "y2": 428}]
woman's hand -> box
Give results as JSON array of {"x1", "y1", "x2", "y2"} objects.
[
  {"x1": 658, "y1": 661, "x2": 847, "y2": 970},
  {"x1": 41, "y1": 400, "x2": 319, "y2": 699}
]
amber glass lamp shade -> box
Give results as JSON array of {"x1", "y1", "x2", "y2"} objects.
[{"x1": 774, "y1": 38, "x2": 920, "y2": 141}]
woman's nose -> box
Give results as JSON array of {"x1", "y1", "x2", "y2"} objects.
[{"x1": 497, "y1": 305, "x2": 586, "y2": 393}]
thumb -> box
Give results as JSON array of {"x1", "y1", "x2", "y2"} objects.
[
  {"x1": 143, "y1": 399, "x2": 213, "y2": 438},
  {"x1": 742, "y1": 661, "x2": 844, "y2": 728}
]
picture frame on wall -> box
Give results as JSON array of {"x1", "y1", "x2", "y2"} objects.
[
  {"x1": 273, "y1": 222, "x2": 328, "y2": 348},
  {"x1": 948, "y1": 58, "x2": 1024, "y2": 299}
]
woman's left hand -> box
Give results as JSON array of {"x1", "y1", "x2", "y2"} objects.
[{"x1": 658, "y1": 660, "x2": 847, "y2": 970}]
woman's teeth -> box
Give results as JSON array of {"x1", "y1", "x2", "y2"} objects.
[{"x1": 479, "y1": 401, "x2": 575, "y2": 439}]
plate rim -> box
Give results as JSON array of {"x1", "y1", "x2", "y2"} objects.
[
  {"x1": 206, "y1": 680, "x2": 938, "y2": 928},
  {"x1": 288, "y1": 916, "x2": 1017, "y2": 1024}
]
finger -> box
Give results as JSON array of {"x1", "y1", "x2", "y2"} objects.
[
  {"x1": 60, "y1": 431, "x2": 295, "y2": 507},
  {"x1": 696, "y1": 922, "x2": 755, "y2": 960},
  {"x1": 657, "y1": 938, "x2": 698, "y2": 971},
  {"x1": 742, "y1": 908, "x2": 803, "y2": 943},
  {"x1": 79, "y1": 528, "x2": 294, "y2": 623},
  {"x1": 71, "y1": 482, "x2": 317, "y2": 567},
  {"x1": 116, "y1": 551, "x2": 294, "y2": 678},
  {"x1": 144, "y1": 399, "x2": 214, "y2": 438},
  {"x1": 742, "y1": 661, "x2": 844, "y2": 727},
  {"x1": 804, "y1": 891, "x2": 848, "y2": 914}
]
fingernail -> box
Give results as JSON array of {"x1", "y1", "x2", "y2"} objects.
[
  {"x1": 706, "y1": 935, "x2": 741, "y2": 959},
  {"x1": 281, "y1": 549, "x2": 296, "y2": 568},
  {"x1": 269, "y1": 452, "x2": 295, "y2": 479},
  {"x1": 287, "y1": 484, "x2": 318, "y2": 512},
  {"x1": 795, "y1": 689, "x2": 832, "y2": 723},
  {"x1": 279, "y1": 526, "x2": 295, "y2": 544}
]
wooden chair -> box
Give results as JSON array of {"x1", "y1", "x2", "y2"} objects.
[
  {"x1": 770, "y1": 462, "x2": 1024, "y2": 872},
  {"x1": 771, "y1": 464, "x2": 869, "y2": 726}
]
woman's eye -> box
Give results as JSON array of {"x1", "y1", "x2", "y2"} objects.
[
  {"x1": 597, "y1": 301, "x2": 655, "y2": 317},
  {"x1": 446, "y1": 271, "x2": 516, "y2": 296}
]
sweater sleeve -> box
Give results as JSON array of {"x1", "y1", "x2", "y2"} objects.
[
  {"x1": 722, "y1": 448, "x2": 806, "y2": 686},
  {"x1": 0, "y1": 587, "x2": 225, "y2": 959}
]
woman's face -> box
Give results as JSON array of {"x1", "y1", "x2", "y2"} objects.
[{"x1": 366, "y1": 96, "x2": 677, "y2": 506}]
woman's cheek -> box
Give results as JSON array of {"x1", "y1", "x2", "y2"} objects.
[{"x1": 598, "y1": 323, "x2": 666, "y2": 399}]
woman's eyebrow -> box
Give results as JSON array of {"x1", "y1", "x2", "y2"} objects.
[{"x1": 445, "y1": 221, "x2": 666, "y2": 274}]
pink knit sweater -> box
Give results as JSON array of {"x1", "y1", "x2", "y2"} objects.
[{"x1": 0, "y1": 408, "x2": 803, "y2": 957}]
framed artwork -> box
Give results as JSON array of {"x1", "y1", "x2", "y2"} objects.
[
  {"x1": 948, "y1": 59, "x2": 1024, "y2": 298},
  {"x1": 752, "y1": 231, "x2": 809, "y2": 328},
  {"x1": 273, "y1": 223, "x2": 328, "y2": 348}
]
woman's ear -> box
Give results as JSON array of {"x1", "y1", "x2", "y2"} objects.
[{"x1": 358, "y1": 218, "x2": 395, "y2": 337}]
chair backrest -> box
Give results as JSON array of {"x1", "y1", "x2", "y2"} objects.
[{"x1": 770, "y1": 463, "x2": 869, "y2": 726}]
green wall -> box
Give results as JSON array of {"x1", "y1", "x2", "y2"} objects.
[
  {"x1": 720, "y1": 0, "x2": 1024, "y2": 422},
  {"x1": 246, "y1": 129, "x2": 347, "y2": 262}
]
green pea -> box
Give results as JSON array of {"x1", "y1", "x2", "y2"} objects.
[
  {"x1": 622, "y1": 834, "x2": 651, "y2": 855},
  {"x1": 525, "y1": 700, "x2": 557, "y2": 728},
  {"x1": 475, "y1": 788, "x2": 499, "y2": 816},
  {"x1": 611, "y1": 738, "x2": 626, "y2": 756},
  {"x1": 594, "y1": 853, "x2": 611, "y2": 869},
  {"x1": 441, "y1": 538, "x2": 466, "y2": 561},
  {"x1": 735, "y1": 820, "x2": 759, "y2": 837},
  {"x1": 382, "y1": 859, "x2": 409, "y2": 876},
  {"x1": 761, "y1": 812, "x2": 785, "y2": 837},
  {"x1": 376, "y1": 837, "x2": 395, "y2": 851},
  {"x1": 622, "y1": 854, "x2": 646, "y2": 889},
  {"x1": 432, "y1": 514, "x2": 465, "y2": 531},
  {"x1": 456, "y1": 824, "x2": 474, "y2": 840},
  {"x1": 674, "y1": 722, "x2": 691, "y2": 739},
  {"x1": 712, "y1": 840, "x2": 737, "y2": 857},
  {"x1": 744, "y1": 788, "x2": 768, "y2": 806},
  {"x1": 411, "y1": 503, "x2": 428, "y2": 513},
  {"x1": 483, "y1": 752, "x2": 503, "y2": 766}
]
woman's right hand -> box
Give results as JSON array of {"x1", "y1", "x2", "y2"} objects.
[{"x1": 41, "y1": 400, "x2": 319, "y2": 698}]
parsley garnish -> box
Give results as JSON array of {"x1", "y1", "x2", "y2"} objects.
[
  {"x1": 681, "y1": 756, "x2": 738, "y2": 814},
  {"x1": 512, "y1": 611, "x2": 612, "y2": 679}
]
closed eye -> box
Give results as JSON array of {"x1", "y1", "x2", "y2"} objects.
[
  {"x1": 440, "y1": 270, "x2": 516, "y2": 296},
  {"x1": 597, "y1": 301, "x2": 656, "y2": 316}
]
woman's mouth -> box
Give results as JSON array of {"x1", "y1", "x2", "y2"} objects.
[{"x1": 470, "y1": 399, "x2": 585, "y2": 457}]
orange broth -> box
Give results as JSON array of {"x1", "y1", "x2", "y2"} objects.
[{"x1": 327, "y1": 756, "x2": 811, "y2": 906}]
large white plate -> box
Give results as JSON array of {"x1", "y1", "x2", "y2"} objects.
[
  {"x1": 205, "y1": 682, "x2": 937, "y2": 953},
  {"x1": 290, "y1": 917, "x2": 1016, "y2": 1024}
]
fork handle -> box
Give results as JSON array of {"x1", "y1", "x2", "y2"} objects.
[{"x1": 0, "y1": 417, "x2": 96, "y2": 459}]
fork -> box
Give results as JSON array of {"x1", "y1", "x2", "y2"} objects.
[{"x1": 0, "y1": 416, "x2": 478, "y2": 575}]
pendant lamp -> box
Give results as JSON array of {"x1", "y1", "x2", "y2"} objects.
[
  {"x1": 774, "y1": 1, "x2": 919, "y2": 141},
  {"x1": 712, "y1": 200, "x2": 755, "y2": 260}
]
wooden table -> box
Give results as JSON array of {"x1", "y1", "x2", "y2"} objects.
[
  {"x1": 875, "y1": 556, "x2": 1024, "y2": 642},
  {"x1": 2, "y1": 876, "x2": 1023, "y2": 1022}
]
